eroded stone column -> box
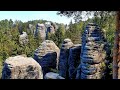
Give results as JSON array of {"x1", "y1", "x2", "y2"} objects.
[{"x1": 77, "y1": 23, "x2": 108, "y2": 79}]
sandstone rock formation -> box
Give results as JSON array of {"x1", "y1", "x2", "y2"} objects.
[
  {"x1": 45, "y1": 22, "x2": 56, "y2": 34},
  {"x1": 49, "y1": 25, "x2": 55, "y2": 34},
  {"x1": 34, "y1": 40, "x2": 60, "y2": 77},
  {"x1": 51, "y1": 22, "x2": 58, "y2": 31},
  {"x1": 35, "y1": 23, "x2": 46, "y2": 41},
  {"x1": 27, "y1": 24, "x2": 35, "y2": 34},
  {"x1": 19, "y1": 32, "x2": 29, "y2": 45},
  {"x1": 45, "y1": 22, "x2": 51, "y2": 27},
  {"x1": 2, "y1": 55, "x2": 43, "y2": 79},
  {"x1": 45, "y1": 22, "x2": 58, "y2": 39},
  {"x1": 76, "y1": 23, "x2": 108, "y2": 79},
  {"x1": 68, "y1": 44, "x2": 81, "y2": 79},
  {"x1": 44, "y1": 72, "x2": 65, "y2": 79},
  {"x1": 58, "y1": 38, "x2": 73, "y2": 78}
]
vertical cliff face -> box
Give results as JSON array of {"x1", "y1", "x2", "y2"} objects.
[
  {"x1": 76, "y1": 23, "x2": 108, "y2": 79},
  {"x1": 68, "y1": 44, "x2": 81, "y2": 79},
  {"x1": 58, "y1": 38, "x2": 73, "y2": 78}
]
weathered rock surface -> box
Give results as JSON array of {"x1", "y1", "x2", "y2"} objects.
[
  {"x1": 68, "y1": 44, "x2": 81, "y2": 79},
  {"x1": 76, "y1": 23, "x2": 108, "y2": 79},
  {"x1": 27, "y1": 24, "x2": 35, "y2": 34},
  {"x1": 34, "y1": 40, "x2": 60, "y2": 77},
  {"x1": 58, "y1": 38, "x2": 73, "y2": 78},
  {"x1": 46, "y1": 22, "x2": 56, "y2": 34},
  {"x1": 35, "y1": 23, "x2": 46, "y2": 41},
  {"x1": 51, "y1": 22, "x2": 58, "y2": 31},
  {"x1": 45, "y1": 22, "x2": 58, "y2": 39},
  {"x1": 19, "y1": 32, "x2": 29, "y2": 45},
  {"x1": 2, "y1": 55, "x2": 43, "y2": 79},
  {"x1": 44, "y1": 72, "x2": 65, "y2": 79}
]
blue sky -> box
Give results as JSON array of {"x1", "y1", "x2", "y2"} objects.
[{"x1": 0, "y1": 11, "x2": 74, "y2": 25}]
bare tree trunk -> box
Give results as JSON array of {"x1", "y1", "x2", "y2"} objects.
[{"x1": 113, "y1": 11, "x2": 120, "y2": 79}]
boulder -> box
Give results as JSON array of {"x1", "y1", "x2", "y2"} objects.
[
  {"x1": 44, "y1": 72, "x2": 65, "y2": 79},
  {"x1": 2, "y1": 55, "x2": 43, "y2": 79},
  {"x1": 34, "y1": 40, "x2": 60, "y2": 77}
]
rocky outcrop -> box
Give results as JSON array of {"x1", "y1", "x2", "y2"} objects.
[
  {"x1": 68, "y1": 44, "x2": 81, "y2": 79},
  {"x1": 46, "y1": 22, "x2": 56, "y2": 34},
  {"x1": 35, "y1": 23, "x2": 46, "y2": 41},
  {"x1": 49, "y1": 25, "x2": 55, "y2": 34},
  {"x1": 58, "y1": 38, "x2": 73, "y2": 78},
  {"x1": 45, "y1": 22, "x2": 51, "y2": 27},
  {"x1": 45, "y1": 22, "x2": 58, "y2": 39},
  {"x1": 44, "y1": 72, "x2": 65, "y2": 79},
  {"x1": 32, "y1": 22, "x2": 59, "y2": 40},
  {"x1": 76, "y1": 23, "x2": 108, "y2": 79},
  {"x1": 27, "y1": 24, "x2": 35, "y2": 34},
  {"x1": 34, "y1": 40, "x2": 60, "y2": 77},
  {"x1": 51, "y1": 22, "x2": 58, "y2": 31},
  {"x1": 19, "y1": 32, "x2": 29, "y2": 45},
  {"x1": 2, "y1": 55, "x2": 43, "y2": 79}
]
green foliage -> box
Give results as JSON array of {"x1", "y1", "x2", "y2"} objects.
[
  {"x1": 0, "y1": 19, "x2": 43, "y2": 77},
  {"x1": 47, "y1": 24, "x2": 65, "y2": 48},
  {"x1": 49, "y1": 68, "x2": 59, "y2": 73},
  {"x1": 65, "y1": 21, "x2": 83, "y2": 44},
  {"x1": 54, "y1": 25, "x2": 65, "y2": 48}
]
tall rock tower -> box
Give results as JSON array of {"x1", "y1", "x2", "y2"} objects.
[
  {"x1": 34, "y1": 23, "x2": 46, "y2": 41},
  {"x1": 58, "y1": 38, "x2": 73, "y2": 78},
  {"x1": 77, "y1": 23, "x2": 108, "y2": 79}
]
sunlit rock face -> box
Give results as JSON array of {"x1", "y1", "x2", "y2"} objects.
[
  {"x1": 45, "y1": 22, "x2": 57, "y2": 34},
  {"x1": 35, "y1": 23, "x2": 46, "y2": 41},
  {"x1": 58, "y1": 38, "x2": 73, "y2": 78},
  {"x1": 76, "y1": 23, "x2": 108, "y2": 79},
  {"x1": 45, "y1": 22, "x2": 58, "y2": 39},
  {"x1": 27, "y1": 24, "x2": 35, "y2": 34},
  {"x1": 34, "y1": 40, "x2": 60, "y2": 77},
  {"x1": 19, "y1": 32, "x2": 29, "y2": 45},
  {"x1": 2, "y1": 55, "x2": 43, "y2": 79}
]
